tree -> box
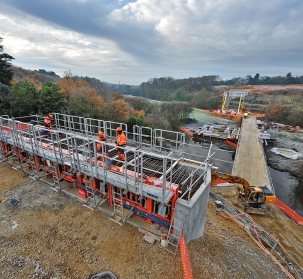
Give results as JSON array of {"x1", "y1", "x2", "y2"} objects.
[
  {"x1": 0, "y1": 37, "x2": 15, "y2": 86},
  {"x1": 254, "y1": 73, "x2": 260, "y2": 84},
  {"x1": 39, "y1": 81, "x2": 66, "y2": 115},
  {"x1": 286, "y1": 72, "x2": 293, "y2": 79},
  {"x1": 126, "y1": 113, "x2": 149, "y2": 132},
  {"x1": 105, "y1": 99, "x2": 132, "y2": 122},
  {"x1": 11, "y1": 80, "x2": 38, "y2": 117},
  {"x1": 0, "y1": 82, "x2": 12, "y2": 115}
]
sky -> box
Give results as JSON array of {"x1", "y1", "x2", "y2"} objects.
[{"x1": 1, "y1": 0, "x2": 303, "y2": 85}]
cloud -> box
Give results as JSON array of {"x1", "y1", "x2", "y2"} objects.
[{"x1": 1, "y1": 0, "x2": 303, "y2": 84}]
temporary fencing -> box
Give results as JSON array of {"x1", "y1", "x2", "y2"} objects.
[
  {"x1": 225, "y1": 139, "x2": 237, "y2": 148},
  {"x1": 275, "y1": 198, "x2": 303, "y2": 226},
  {"x1": 179, "y1": 235, "x2": 193, "y2": 279},
  {"x1": 209, "y1": 191, "x2": 303, "y2": 279}
]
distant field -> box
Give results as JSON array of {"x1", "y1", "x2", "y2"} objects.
[{"x1": 253, "y1": 85, "x2": 303, "y2": 91}]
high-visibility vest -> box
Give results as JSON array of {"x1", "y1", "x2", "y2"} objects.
[
  {"x1": 97, "y1": 136, "x2": 107, "y2": 151},
  {"x1": 44, "y1": 117, "x2": 51, "y2": 129},
  {"x1": 116, "y1": 132, "x2": 127, "y2": 146}
]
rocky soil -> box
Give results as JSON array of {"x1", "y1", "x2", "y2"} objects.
[{"x1": 0, "y1": 162, "x2": 289, "y2": 279}]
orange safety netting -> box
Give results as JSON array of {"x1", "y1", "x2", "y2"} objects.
[
  {"x1": 180, "y1": 235, "x2": 193, "y2": 279},
  {"x1": 180, "y1": 127, "x2": 193, "y2": 136},
  {"x1": 225, "y1": 139, "x2": 237, "y2": 148},
  {"x1": 275, "y1": 198, "x2": 303, "y2": 226}
]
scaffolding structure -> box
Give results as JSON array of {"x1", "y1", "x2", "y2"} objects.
[
  {"x1": 0, "y1": 113, "x2": 213, "y2": 242},
  {"x1": 221, "y1": 90, "x2": 249, "y2": 113}
]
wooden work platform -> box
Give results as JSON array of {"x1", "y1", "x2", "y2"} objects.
[{"x1": 232, "y1": 117, "x2": 272, "y2": 191}]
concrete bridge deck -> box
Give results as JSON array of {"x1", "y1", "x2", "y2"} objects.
[{"x1": 232, "y1": 117, "x2": 273, "y2": 192}]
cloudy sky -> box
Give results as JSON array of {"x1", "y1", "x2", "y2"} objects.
[{"x1": 1, "y1": 0, "x2": 303, "y2": 84}]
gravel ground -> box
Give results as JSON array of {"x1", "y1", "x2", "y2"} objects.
[{"x1": 0, "y1": 162, "x2": 289, "y2": 279}]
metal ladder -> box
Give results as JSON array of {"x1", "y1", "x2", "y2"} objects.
[
  {"x1": 110, "y1": 187, "x2": 124, "y2": 225},
  {"x1": 28, "y1": 154, "x2": 47, "y2": 180},
  {"x1": 28, "y1": 153, "x2": 39, "y2": 179},
  {"x1": 82, "y1": 176, "x2": 97, "y2": 210},
  {"x1": 110, "y1": 187, "x2": 134, "y2": 225},
  {"x1": 165, "y1": 209, "x2": 185, "y2": 257},
  {"x1": 11, "y1": 146, "x2": 21, "y2": 170},
  {"x1": 0, "y1": 143, "x2": 7, "y2": 162}
]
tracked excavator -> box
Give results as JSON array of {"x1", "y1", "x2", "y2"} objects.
[{"x1": 211, "y1": 171, "x2": 276, "y2": 215}]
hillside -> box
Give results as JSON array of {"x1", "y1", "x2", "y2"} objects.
[{"x1": 12, "y1": 66, "x2": 58, "y2": 83}]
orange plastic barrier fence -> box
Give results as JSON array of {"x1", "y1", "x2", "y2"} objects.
[
  {"x1": 275, "y1": 198, "x2": 303, "y2": 226},
  {"x1": 180, "y1": 127, "x2": 193, "y2": 136},
  {"x1": 179, "y1": 235, "x2": 193, "y2": 279},
  {"x1": 3, "y1": 124, "x2": 28, "y2": 132},
  {"x1": 225, "y1": 139, "x2": 237, "y2": 148}
]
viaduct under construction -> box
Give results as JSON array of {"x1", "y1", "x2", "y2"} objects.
[{"x1": 0, "y1": 113, "x2": 213, "y2": 254}]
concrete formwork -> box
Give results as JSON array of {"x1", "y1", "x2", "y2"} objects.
[
  {"x1": 174, "y1": 168, "x2": 211, "y2": 243},
  {"x1": 0, "y1": 113, "x2": 213, "y2": 247}
]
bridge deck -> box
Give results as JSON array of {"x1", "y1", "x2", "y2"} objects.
[{"x1": 232, "y1": 117, "x2": 272, "y2": 191}]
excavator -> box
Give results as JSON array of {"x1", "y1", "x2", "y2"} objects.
[{"x1": 211, "y1": 171, "x2": 276, "y2": 215}]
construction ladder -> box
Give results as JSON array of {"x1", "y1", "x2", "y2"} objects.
[
  {"x1": 110, "y1": 187, "x2": 134, "y2": 225},
  {"x1": 82, "y1": 176, "x2": 98, "y2": 210},
  {"x1": 28, "y1": 154, "x2": 48, "y2": 180},
  {"x1": 0, "y1": 143, "x2": 7, "y2": 162},
  {"x1": 11, "y1": 146, "x2": 21, "y2": 170},
  {"x1": 110, "y1": 187, "x2": 124, "y2": 225},
  {"x1": 28, "y1": 153, "x2": 39, "y2": 179},
  {"x1": 165, "y1": 209, "x2": 186, "y2": 257}
]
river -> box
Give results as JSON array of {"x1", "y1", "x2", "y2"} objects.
[{"x1": 186, "y1": 110, "x2": 303, "y2": 217}]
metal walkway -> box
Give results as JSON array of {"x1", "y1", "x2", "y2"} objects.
[{"x1": 0, "y1": 113, "x2": 213, "y2": 235}]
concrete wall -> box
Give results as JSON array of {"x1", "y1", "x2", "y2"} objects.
[{"x1": 174, "y1": 168, "x2": 211, "y2": 243}]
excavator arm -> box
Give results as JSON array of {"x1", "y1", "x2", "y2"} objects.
[
  {"x1": 211, "y1": 171, "x2": 251, "y2": 193},
  {"x1": 211, "y1": 171, "x2": 276, "y2": 215}
]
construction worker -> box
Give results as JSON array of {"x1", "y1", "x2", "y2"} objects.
[
  {"x1": 115, "y1": 127, "x2": 127, "y2": 160},
  {"x1": 43, "y1": 114, "x2": 53, "y2": 136},
  {"x1": 96, "y1": 131, "x2": 109, "y2": 159}
]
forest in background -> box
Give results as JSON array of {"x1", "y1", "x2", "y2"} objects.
[
  {"x1": 1, "y1": 66, "x2": 303, "y2": 128},
  {"x1": 1, "y1": 36, "x2": 303, "y2": 128},
  {"x1": 0, "y1": 67, "x2": 192, "y2": 131}
]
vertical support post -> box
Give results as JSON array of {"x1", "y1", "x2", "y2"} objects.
[
  {"x1": 237, "y1": 94, "x2": 244, "y2": 114},
  {"x1": 146, "y1": 198, "x2": 153, "y2": 224},
  {"x1": 34, "y1": 154, "x2": 40, "y2": 169},
  {"x1": 162, "y1": 156, "x2": 167, "y2": 207},
  {"x1": 203, "y1": 143, "x2": 213, "y2": 181},
  {"x1": 108, "y1": 184, "x2": 113, "y2": 206}
]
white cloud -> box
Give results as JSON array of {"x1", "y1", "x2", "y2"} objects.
[
  {"x1": 0, "y1": 12, "x2": 138, "y2": 82},
  {"x1": 1, "y1": 0, "x2": 303, "y2": 83}
]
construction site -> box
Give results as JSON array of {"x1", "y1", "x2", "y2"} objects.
[{"x1": 1, "y1": 111, "x2": 303, "y2": 279}]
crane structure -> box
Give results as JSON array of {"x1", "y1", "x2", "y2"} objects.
[
  {"x1": 0, "y1": 113, "x2": 213, "y2": 245},
  {"x1": 221, "y1": 90, "x2": 249, "y2": 113}
]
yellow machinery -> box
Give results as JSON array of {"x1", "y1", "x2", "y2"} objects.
[{"x1": 221, "y1": 90, "x2": 248, "y2": 113}]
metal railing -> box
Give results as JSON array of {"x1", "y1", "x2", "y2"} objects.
[
  {"x1": 0, "y1": 114, "x2": 214, "y2": 206},
  {"x1": 209, "y1": 191, "x2": 303, "y2": 279}
]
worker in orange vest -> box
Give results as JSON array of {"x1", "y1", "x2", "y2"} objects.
[
  {"x1": 43, "y1": 114, "x2": 53, "y2": 136},
  {"x1": 115, "y1": 127, "x2": 127, "y2": 160},
  {"x1": 96, "y1": 131, "x2": 109, "y2": 159}
]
